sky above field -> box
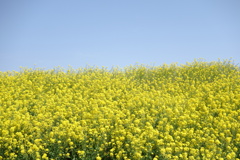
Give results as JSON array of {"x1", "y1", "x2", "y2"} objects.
[{"x1": 1, "y1": 0, "x2": 240, "y2": 71}]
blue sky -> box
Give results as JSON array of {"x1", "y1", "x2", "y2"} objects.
[{"x1": 1, "y1": 0, "x2": 240, "y2": 71}]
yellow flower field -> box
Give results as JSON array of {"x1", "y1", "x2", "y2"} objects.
[{"x1": 0, "y1": 60, "x2": 240, "y2": 160}]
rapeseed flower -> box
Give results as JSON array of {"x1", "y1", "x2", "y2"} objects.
[{"x1": 0, "y1": 60, "x2": 239, "y2": 159}]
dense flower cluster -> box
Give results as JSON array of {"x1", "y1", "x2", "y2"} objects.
[{"x1": 0, "y1": 60, "x2": 240, "y2": 160}]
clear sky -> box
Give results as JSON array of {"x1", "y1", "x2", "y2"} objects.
[{"x1": 1, "y1": 0, "x2": 240, "y2": 71}]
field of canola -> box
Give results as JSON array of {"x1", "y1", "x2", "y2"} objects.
[{"x1": 0, "y1": 60, "x2": 240, "y2": 160}]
